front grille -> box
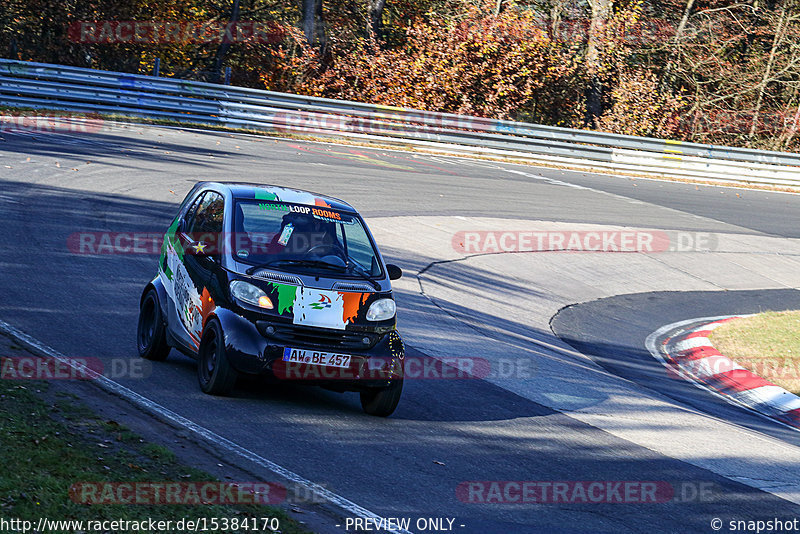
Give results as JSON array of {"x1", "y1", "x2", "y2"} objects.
[{"x1": 256, "y1": 322, "x2": 378, "y2": 350}]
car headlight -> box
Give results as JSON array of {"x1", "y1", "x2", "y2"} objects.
[
  {"x1": 366, "y1": 298, "x2": 396, "y2": 321},
  {"x1": 230, "y1": 280, "x2": 273, "y2": 309}
]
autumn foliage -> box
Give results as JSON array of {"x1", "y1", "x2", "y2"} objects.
[
  {"x1": 272, "y1": 3, "x2": 585, "y2": 124},
  {"x1": 595, "y1": 69, "x2": 687, "y2": 139}
]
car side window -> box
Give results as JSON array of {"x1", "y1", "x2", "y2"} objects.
[
  {"x1": 188, "y1": 192, "x2": 224, "y2": 235},
  {"x1": 183, "y1": 193, "x2": 206, "y2": 231}
]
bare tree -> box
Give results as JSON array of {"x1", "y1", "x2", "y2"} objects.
[
  {"x1": 660, "y1": 0, "x2": 696, "y2": 92},
  {"x1": 670, "y1": 0, "x2": 800, "y2": 149},
  {"x1": 584, "y1": 0, "x2": 612, "y2": 126},
  {"x1": 748, "y1": 0, "x2": 792, "y2": 138}
]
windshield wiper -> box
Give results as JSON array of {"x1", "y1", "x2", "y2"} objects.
[
  {"x1": 246, "y1": 258, "x2": 345, "y2": 275},
  {"x1": 346, "y1": 260, "x2": 381, "y2": 290},
  {"x1": 339, "y1": 230, "x2": 379, "y2": 290}
]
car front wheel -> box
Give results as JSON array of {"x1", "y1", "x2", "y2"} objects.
[
  {"x1": 197, "y1": 318, "x2": 238, "y2": 395},
  {"x1": 360, "y1": 379, "x2": 403, "y2": 417}
]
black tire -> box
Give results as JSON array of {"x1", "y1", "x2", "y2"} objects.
[
  {"x1": 137, "y1": 289, "x2": 170, "y2": 361},
  {"x1": 197, "y1": 318, "x2": 238, "y2": 395},
  {"x1": 360, "y1": 379, "x2": 403, "y2": 417}
]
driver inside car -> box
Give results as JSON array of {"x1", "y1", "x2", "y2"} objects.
[{"x1": 270, "y1": 213, "x2": 345, "y2": 262}]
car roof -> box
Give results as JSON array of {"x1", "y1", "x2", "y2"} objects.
[{"x1": 199, "y1": 182, "x2": 356, "y2": 212}]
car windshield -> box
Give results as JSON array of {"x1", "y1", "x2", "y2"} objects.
[{"x1": 231, "y1": 200, "x2": 382, "y2": 277}]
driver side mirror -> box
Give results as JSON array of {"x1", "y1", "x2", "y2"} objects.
[{"x1": 386, "y1": 264, "x2": 403, "y2": 281}]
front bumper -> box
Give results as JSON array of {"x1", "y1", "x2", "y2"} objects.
[{"x1": 216, "y1": 308, "x2": 404, "y2": 390}]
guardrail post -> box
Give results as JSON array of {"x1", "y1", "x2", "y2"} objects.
[
  {"x1": 224, "y1": 67, "x2": 231, "y2": 85},
  {"x1": 153, "y1": 58, "x2": 160, "y2": 77}
]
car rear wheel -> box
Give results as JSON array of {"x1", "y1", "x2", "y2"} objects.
[
  {"x1": 137, "y1": 289, "x2": 170, "y2": 361},
  {"x1": 197, "y1": 318, "x2": 238, "y2": 395},
  {"x1": 360, "y1": 379, "x2": 403, "y2": 417}
]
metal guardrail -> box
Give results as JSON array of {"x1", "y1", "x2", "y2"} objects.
[{"x1": 2, "y1": 58, "x2": 800, "y2": 187}]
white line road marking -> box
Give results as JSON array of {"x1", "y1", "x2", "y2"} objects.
[
  {"x1": 422, "y1": 156, "x2": 458, "y2": 165},
  {"x1": 0, "y1": 319, "x2": 414, "y2": 534},
  {"x1": 504, "y1": 168, "x2": 593, "y2": 191}
]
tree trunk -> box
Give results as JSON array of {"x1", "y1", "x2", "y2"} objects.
[
  {"x1": 660, "y1": 0, "x2": 695, "y2": 93},
  {"x1": 302, "y1": 0, "x2": 327, "y2": 49},
  {"x1": 212, "y1": 0, "x2": 241, "y2": 83},
  {"x1": 584, "y1": 0, "x2": 612, "y2": 127},
  {"x1": 369, "y1": 0, "x2": 387, "y2": 39}
]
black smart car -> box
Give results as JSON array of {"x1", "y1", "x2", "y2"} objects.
[{"x1": 136, "y1": 182, "x2": 405, "y2": 416}]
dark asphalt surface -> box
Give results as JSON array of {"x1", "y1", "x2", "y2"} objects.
[
  {"x1": 1, "y1": 124, "x2": 800, "y2": 533},
  {"x1": 544, "y1": 169, "x2": 800, "y2": 238}
]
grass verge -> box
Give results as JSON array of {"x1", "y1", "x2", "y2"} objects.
[
  {"x1": 709, "y1": 310, "x2": 800, "y2": 394},
  {"x1": 0, "y1": 378, "x2": 312, "y2": 533}
]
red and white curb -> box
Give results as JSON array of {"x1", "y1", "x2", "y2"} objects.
[{"x1": 646, "y1": 315, "x2": 800, "y2": 431}]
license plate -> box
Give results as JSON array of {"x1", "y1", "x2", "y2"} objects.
[{"x1": 282, "y1": 347, "x2": 352, "y2": 368}]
